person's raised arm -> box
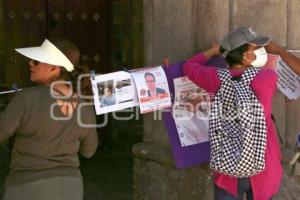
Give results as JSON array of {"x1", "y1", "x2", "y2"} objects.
[
  {"x1": 266, "y1": 41, "x2": 300, "y2": 76},
  {"x1": 0, "y1": 91, "x2": 26, "y2": 143},
  {"x1": 183, "y1": 45, "x2": 221, "y2": 94},
  {"x1": 203, "y1": 45, "x2": 221, "y2": 61}
]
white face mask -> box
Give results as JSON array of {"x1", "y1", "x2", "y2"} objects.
[{"x1": 251, "y1": 47, "x2": 268, "y2": 68}]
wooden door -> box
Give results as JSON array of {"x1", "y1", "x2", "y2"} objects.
[
  {"x1": 47, "y1": 0, "x2": 111, "y2": 73},
  {"x1": 2, "y1": 0, "x2": 47, "y2": 87},
  {"x1": 2, "y1": 0, "x2": 111, "y2": 88}
]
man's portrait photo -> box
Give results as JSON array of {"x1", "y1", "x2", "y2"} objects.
[{"x1": 144, "y1": 72, "x2": 166, "y2": 97}]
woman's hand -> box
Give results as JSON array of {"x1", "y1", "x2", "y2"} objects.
[
  {"x1": 266, "y1": 41, "x2": 300, "y2": 76},
  {"x1": 265, "y1": 41, "x2": 282, "y2": 54},
  {"x1": 203, "y1": 44, "x2": 221, "y2": 60}
]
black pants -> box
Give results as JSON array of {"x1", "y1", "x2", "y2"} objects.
[{"x1": 214, "y1": 178, "x2": 273, "y2": 200}]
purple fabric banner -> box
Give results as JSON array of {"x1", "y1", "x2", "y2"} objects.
[{"x1": 162, "y1": 56, "x2": 227, "y2": 169}]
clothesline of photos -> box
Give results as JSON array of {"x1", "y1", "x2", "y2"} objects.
[
  {"x1": 91, "y1": 66, "x2": 171, "y2": 115},
  {"x1": 91, "y1": 54, "x2": 300, "y2": 116}
]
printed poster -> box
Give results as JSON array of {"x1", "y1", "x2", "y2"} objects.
[
  {"x1": 264, "y1": 54, "x2": 300, "y2": 100},
  {"x1": 162, "y1": 56, "x2": 227, "y2": 168},
  {"x1": 131, "y1": 66, "x2": 171, "y2": 113},
  {"x1": 276, "y1": 58, "x2": 300, "y2": 100},
  {"x1": 91, "y1": 71, "x2": 139, "y2": 115},
  {"x1": 173, "y1": 76, "x2": 210, "y2": 147}
]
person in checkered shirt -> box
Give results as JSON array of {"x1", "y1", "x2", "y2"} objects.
[{"x1": 183, "y1": 26, "x2": 300, "y2": 200}]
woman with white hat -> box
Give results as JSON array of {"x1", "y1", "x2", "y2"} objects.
[{"x1": 0, "y1": 38, "x2": 98, "y2": 200}]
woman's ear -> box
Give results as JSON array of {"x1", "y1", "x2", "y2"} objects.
[
  {"x1": 50, "y1": 65, "x2": 61, "y2": 77},
  {"x1": 242, "y1": 51, "x2": 255, "y2": 66},
  {"x1": 51, "y1": 65, "x2": 60, "y2": 71}
]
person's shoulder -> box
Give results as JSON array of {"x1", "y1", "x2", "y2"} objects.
[
  {"x1": 254, "y1": 68, "x2": 278, "y2": 85},
  {"x1": 8, "y1": 86, "x2": 50, "y2": 108},
  {"x1": 156, "y1": 87, "x2": 166, "y2": 93},
  {"x1": 20, "y1": 85, "x2": 49, "y2": 94},
  {"x1": 15, "y1": 85, "x2": 49, "y2": 98},
  {"x1": 257, "y1": 68, "x2": 278, "y2": 79}
]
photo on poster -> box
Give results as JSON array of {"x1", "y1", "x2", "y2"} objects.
[
  {"x1": 91, "y1": 71, "x2": 139, "y2": 115},
  {"x1": 97, "y1": 80, "x2": 116, "y2": 107},
  {"x1": 173, "y1": 76, "x2": 211, "y2": 147},
  {"x1": 131, "y1": 66, "x2": 171, "y2": 113}
]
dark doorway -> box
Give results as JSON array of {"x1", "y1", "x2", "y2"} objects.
[{"x1": 2, "y1": 0, "x2": 111, "y2": 88}]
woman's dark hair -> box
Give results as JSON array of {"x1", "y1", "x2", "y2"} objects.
[
  {"x1": 50, "y1": 38, "x2": 92, "y2": 96},
  {"x1": 220, "y1": 44, "x2": 249, "y2": 66},
  {"x1": 144, "y1": 72, "x2": 155, "y2": 81}
]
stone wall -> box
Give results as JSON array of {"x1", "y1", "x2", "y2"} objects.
[{"x1": 133, "y1": 0, "x2": 300, "y2": 199}]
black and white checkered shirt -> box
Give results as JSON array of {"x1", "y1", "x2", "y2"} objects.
[{"x1": 209, "y1": 68, "x2": 267, "y2": 177}]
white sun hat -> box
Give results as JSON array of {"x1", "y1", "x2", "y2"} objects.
[{"x1": 15, "y1": 39, "x2": 74, "y2": 72}]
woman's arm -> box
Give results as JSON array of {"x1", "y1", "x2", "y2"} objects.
[
  {"x1": 79, "y1": 108, "x2": 98, "y2": 158},
  {"x1": 203, "y1": 45, "x2": 221, "y2": 61},
  {"x1": 183, "y1": 45, "x2": 221, "y2": 94},
  {"x1": 0, "y1": 92, "x2": 26, "y2": 143},
  {"x1": 266, "y1": 42, "x2": 300, "y2": 76}
]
